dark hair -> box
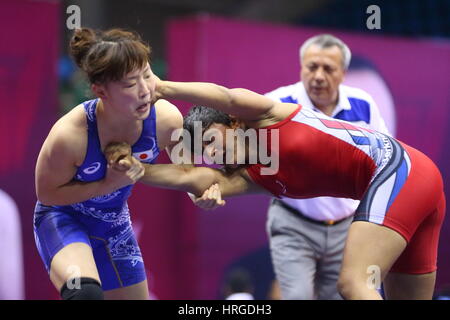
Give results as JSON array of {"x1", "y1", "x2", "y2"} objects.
[
  {"x1": 183, "y1": 106, "x2": 233, "y2": 154},
  {"x1": 69, "y1": 27, "x2": 151, "y2": 84},
  {"x1": 183, "y1": 106, "x2": 233, "y2": 135}
]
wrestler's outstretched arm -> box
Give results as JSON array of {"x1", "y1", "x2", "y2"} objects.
[
  {"x1": 141, "y1": 163, "x2": 254, "y2": 197},
  {"x1": 154, "y1": 78, "x2": 277, "y2": 122},
  {"x1": 105, "y1": 142, "x2": 264, "y2": 198}
]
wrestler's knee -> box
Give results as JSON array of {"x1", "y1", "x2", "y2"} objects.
[{"x1": 60, "y1": 277, "x2": 104, "y2": 300}]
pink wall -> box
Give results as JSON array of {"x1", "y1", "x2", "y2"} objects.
[{"x1": 0, "y1": 0, "x2": 60, "y2": 299}]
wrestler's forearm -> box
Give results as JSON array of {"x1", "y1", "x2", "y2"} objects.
[
  {"x1": 139, "y1": 163, "x2": 253, "y2": 198},
  {"x1": 157, "y1": 80, "x2": 274, "y2": 120},
  {"x1": 158, "y1": 81, "x2": 233, "y2": 113},
  {"x1": 139, "y1": 164, "x2": 218, "y2": 196},
  {"x1": 37, "y1": 179, "x2": 119, "y2": 206}
]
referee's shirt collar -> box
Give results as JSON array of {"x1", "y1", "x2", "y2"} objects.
[{"x1": 298, "y1": 82, "x2": 350, "y2": 117}]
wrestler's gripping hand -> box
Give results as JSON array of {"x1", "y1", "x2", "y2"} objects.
[
  {"x1": 104, "y1": 142, "x2": 145, "y2": 188},
  {"x1": 189, "y1": 183, "x2": 226, "y2": 210}
]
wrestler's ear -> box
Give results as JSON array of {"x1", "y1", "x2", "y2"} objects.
[{"x1": 91, "y1": 83, "x2": 108, "y2": 100}]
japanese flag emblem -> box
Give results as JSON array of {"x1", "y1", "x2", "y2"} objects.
[{"x1": 133, "y1": 149, "x2": 154, "y2": 162}]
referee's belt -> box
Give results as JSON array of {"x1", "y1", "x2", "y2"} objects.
[{"x1": 272, "y1": 199, "x2": 350, "y2": 226}]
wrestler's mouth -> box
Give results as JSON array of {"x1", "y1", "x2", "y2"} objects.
[{"x1": 136, "y1": 102, "x2": 150, "y2": 112}]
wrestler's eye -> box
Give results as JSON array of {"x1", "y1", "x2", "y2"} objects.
[{"x1": 203, "y1": 139, "x2": 213, "y2": 149}]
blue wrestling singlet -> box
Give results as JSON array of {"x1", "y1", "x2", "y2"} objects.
[{"x1": 34, "y1": 99, "x2": 160, "y2": 291}]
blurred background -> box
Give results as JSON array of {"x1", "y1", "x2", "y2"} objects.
[{"x1": 1, "y1": 0, "x2": 449, "y2": 299}]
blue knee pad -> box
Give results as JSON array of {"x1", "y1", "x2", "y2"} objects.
[{"x1": 60, "y1": 277, "x2": 104, "y2": 300}]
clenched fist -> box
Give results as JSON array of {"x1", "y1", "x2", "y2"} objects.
[
  {"x1": 103, "y1": 142, "x2": 145, "y2": 189},
  {"x1": 104, "y1": 142, "x2": 133, "y2": 171}
]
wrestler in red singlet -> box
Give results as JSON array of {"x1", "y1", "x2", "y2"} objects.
[{"x1": 247, "y1": 105, "x2": 445, "y2": 274}]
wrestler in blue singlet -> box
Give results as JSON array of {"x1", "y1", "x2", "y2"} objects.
[{"x1": 34, "y1": 99, "x2": 159, "y2": 290}]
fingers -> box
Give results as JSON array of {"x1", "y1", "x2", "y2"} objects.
[
  {"x1": 210, "y1": 184, "x2": 225, "y2": 206},
  {"x1": 197, "y1": 184, "x2": 225, "y2": 210},
  {"x1": 126, "y1": 158, "x2": 145, "y2": 182},
  {"x1": 215, "y1": 184, "x2": 225, "y2": 206},
  {"x1": 104, "y1": 142, "x2": 132, "y2": 163},
  {"x1": 201, "y1": 184, "x2": 216, "y2": 200},
  {"x1": 113, "y1": 159, "x2": 132, "y2": 171},
  {"x1": 189, "y1": 184, "x2": 226, "y2": 210},
  {"x1": 108, "y1": 154, "x2": 144, "y2": 185},
  {"x1": 137, "y1": 165, "x2": 145, "y2": 180}
]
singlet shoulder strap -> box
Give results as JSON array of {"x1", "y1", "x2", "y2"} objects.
[{"x1": 81, "y1": 99, "x2": 102, "y2": 162}]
